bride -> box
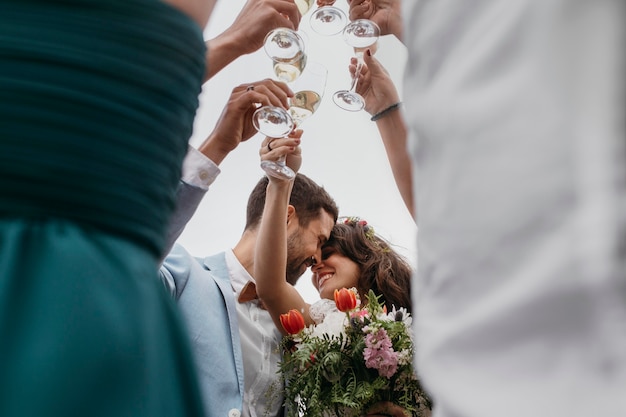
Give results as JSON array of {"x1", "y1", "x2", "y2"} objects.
[{"x1": 253, "y1": 133, "x2": 431, "y2": 417}]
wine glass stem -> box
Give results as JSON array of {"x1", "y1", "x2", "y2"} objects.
[
  {"x1": 348, "y1": 55, "x2": 364, "y2": 93},
  {"x1": 275, "y1": 116, "x2": 303, "y2": 169},
  {"x1": 276, "y1": 154, "x2": 287, "y2": 168}
]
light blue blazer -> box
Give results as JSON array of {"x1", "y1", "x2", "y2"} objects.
[{"x1": 160, "y1": 181, "x2": 245, "y2": 417}]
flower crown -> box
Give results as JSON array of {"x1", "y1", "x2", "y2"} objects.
[{"x1": 338, "y1": 216, "x2": 376, "y2": 241}]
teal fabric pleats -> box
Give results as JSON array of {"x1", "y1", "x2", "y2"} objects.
[
  {"x1": 0, "y1": 1, "x2": 207, "y2": 416},
  {"x1": 0, "y1": 0, "x2": 205, "y2": 257}
]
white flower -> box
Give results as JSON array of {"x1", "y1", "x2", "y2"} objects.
[
  {"x1": 386, "y1": 306, "x2": 412, "y2": 328},
  {"x1": 397, "y1": 349, "x2": 412, "y2": 366},
  {"x1": 309, "y1": 310, "x2": 347, "y2": 339}
]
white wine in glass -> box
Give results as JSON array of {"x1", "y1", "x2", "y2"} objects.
[
  {"x1": 254, "y1": 27, "x2": 307, "y2": 140},
  {"x1": 273, "y1": 51, "x2": 307, "y2": 83},
  {"x1": 288, "y1": 61, "x2": 327, "y2": 126},
  {"x1": 258, "y1": 62, "x2": 327, "y2": 179},
  {"x1": 294, "y1": 0, "x2": 316, "y2": 15},
  {"x1": 289, "y1": 90, "x2": 322, "y2": 126},
  {"x1": 264, "y1": 28, "x2": 307, "y2": 71}
]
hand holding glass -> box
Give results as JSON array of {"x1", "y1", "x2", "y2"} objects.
[
  {"x1": 253, "y1": 27, "x2": 307, "y2": 141},
  {"x1": 333, "y1": 19, "x2": 380, "y2": 111},
  {"x1": 255, "y1": 62, "x2": 328, "y2": 179}
]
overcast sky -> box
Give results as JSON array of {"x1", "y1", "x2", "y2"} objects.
[{"x1": 176, "y1": 0, "x2": 415, "y2": 303}]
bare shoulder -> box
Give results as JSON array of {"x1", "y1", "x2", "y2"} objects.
[{"x1": 161, "y1": 0, "x2": 217, "y2": 28}]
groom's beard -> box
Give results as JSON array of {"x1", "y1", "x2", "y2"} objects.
[{"x1": 285, "y1": 231, "x2": 310, "y2": 285}]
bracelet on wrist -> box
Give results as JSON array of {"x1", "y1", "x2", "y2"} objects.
[{"x1": 370, "y1": 102, "x2": 402, "y2": 121}]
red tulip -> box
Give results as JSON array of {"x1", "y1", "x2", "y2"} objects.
[
  {"x1": 334, "y1": 288, "x2": 357, "y2": 312},
  {"x1": 280, "y1": 309, "x2": 306, "y2": 335}
]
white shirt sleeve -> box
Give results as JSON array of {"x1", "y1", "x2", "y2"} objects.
[{"x1": 181, "y1": 145, "x2": 221, "y2": 190}]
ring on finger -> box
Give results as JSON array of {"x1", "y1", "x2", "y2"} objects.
[
  {"x1": 246, "y1": 85, "x2": 254, "y2": 91},
  {"x1": 267, "y1": 141, "x2": 273, "y2": 152}
]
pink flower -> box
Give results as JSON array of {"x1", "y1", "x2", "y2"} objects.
[
  {"x1": 350, "y1": 309, "x2": 369, "y2": 320},
  {"x1": 363, "y1": 328, "x2": 399, "y2": 378}
]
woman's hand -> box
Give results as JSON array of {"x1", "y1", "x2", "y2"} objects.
[
  {"x1": 260, "y1": 129, "x2": 303, "y2": 181},
  {"x1": 350, "y1": 50, "x2": 400, "y2": 116}
]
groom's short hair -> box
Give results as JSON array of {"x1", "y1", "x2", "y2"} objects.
[{"x1": 244, "y1": 173, "x2": 338, "y2": 231}]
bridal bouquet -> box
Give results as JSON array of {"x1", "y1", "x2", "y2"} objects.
[{"x1": 278, "y1": 288, "x2": 431, "y2": 417}]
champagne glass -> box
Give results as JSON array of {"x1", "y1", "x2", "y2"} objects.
[
  {"x1": 286, "y1": 61, "x2": 327, "y2": 128},
  {"x1": 332, "y1": 19, "x2": 380, "y2": 111},
  {"x1": 265, "y1": 27, "x2": 307, "y2": 83},
  {"x1": 253, "y1": 28, "x2": 307, "y2": 141},
  {"x1": 309, "y1": 1, "x2": 347, "y2": 36},
  {"x1": 256, "y1": 62, "x2": 328, "y2": 179},
  {"x1": 294, "y1": 0, "x2": 316, "y2": 16}
]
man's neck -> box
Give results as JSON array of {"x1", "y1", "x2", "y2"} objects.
[{"x1": 232, "y1": 230, "x2": 256, "y2": 278}]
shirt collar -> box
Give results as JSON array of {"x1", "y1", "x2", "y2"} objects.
[{"x1": 224, "y1": 248, "x2": 255, "y2": 298}]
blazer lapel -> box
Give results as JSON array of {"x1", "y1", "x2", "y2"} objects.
[{"x1": 202, "y1": 253, "x2": 245, "y2": 400}]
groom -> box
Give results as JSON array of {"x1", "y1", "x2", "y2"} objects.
[
  {"x1": 161, "y1": 169, "x2": 337, "y2": 417},
  {"x1": 159, "y1": 79, "x2": 338, "y2": 417}
]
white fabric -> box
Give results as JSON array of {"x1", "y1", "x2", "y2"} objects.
[
  {"x1": 402, "y1": 1, "x2": 626, "y2": 416},
  {"x1": 181, "y1": 145, "x2": 221, "y2": 189},
  {"x1": 225, "y1": 250, "x2": 284, "y2": 417},
  {"x1": 308, "y1": 298, "x2": 336, "y2": 324}
]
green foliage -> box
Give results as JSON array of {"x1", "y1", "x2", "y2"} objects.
[{"x1": 278, "y1": 290, "x2": 431, "y2": 417}]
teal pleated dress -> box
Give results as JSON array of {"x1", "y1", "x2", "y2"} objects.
[{"x1": 0, "y1": 0, "x2": 207, "y2": 416}]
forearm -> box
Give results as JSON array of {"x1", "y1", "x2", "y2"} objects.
[
  {"x1": 381, "y1": 0, "x2": 403, "y2": 41},
  {"x1": 204, "y1": 32, "x2": 247, "y2": 82},
  {"x1": 205, "y1": 20, "x2": 258, "y2": 81},
  {"x1": 376, "y1": 110, "x2": 414, "y2": 217},
  {"x1": 254, "y1": 181, "x2": 311, "y2": 333},
  {"x1": 388, "y1": 8, "x2": 403, "y2": 41},
  {"x1": 254, "y1": 181, "x2": 292, "y2": 292},
  {"x1": 198, "y1": 130, "x2": 234, "y2": 165}
]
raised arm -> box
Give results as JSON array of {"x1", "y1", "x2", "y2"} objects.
[
  {"x1": 198, "y1": 79, "x2": 293, "y2": 164},
  {"x1": 164, "y1": 79, "x2": 293, "y2": 256},
  {"x1": 253, "y1": 132, "x2": 316, "y2": 335},
  {"x1": 352, "y1": 51, "x2": 414, "y2": 218},
  {"x1": 204, "y1": 0, "x2": 301, "y2": 81}
]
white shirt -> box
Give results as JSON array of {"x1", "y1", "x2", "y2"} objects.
[
  {"x1": 180, "y1": 148, "x2": 284, "y2": 417},
  {"x1": 182, "y1": 145, "x2": 221, "y2": 189},
  {"x1": 403, "y1": 1, "x2": 626, "y2": 416},
  {"x1": 225, "y1": 249, "x2": 284, "y2": 417}
]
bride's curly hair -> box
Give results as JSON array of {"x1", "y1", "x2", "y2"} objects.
[{"x1": 325, "y1": 217, "x2": 413, "y2": 314}]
